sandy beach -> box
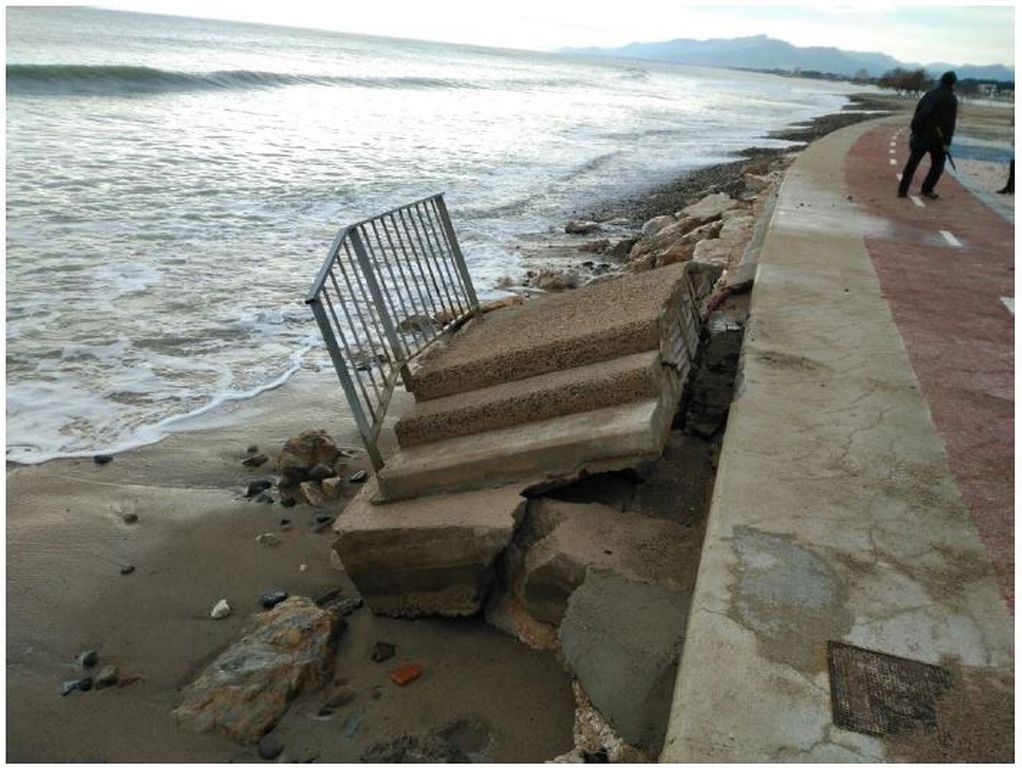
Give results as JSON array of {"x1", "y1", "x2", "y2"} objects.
[{"x1": 6, "y1": 91, "x2": 1013, "y2": 762}]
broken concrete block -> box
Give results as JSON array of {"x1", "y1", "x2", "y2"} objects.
[
  {"x1": 558, "y1": 571, "x2": 690, "y2": 757},
  {"x1": 333, "y1": 481, "x2": 527, "y2": 617}
]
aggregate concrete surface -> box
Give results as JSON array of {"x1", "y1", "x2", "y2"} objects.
[{"x1": 661, "y1": 115, "x2": 1014, "y2": 762}]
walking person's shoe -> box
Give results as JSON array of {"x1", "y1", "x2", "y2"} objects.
[{"x1": 921, "y1": 190, "x2": 940, "y2": 200}]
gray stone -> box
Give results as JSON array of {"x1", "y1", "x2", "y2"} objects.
[
  {"x1": 558, "y1": 571, "x2": 690, "y2": 756},
  {"x1": 693, "y1": 238, "x2": 732, "y2": 267},
  {"x1": 279, "y1": 430, "x2": 341, "y2": 486},
  {"x1": 243, "y1": 453, "x2": 269, "y2": 468},
  {"x1": 506, "y1": 498, "x2": 696, "y2": 626},
  {"x1": 298, "y1": 481, "x2": 325, "y2": 507},
  {"x1": 641, "y1": 215, "x2": 675, "y2": 238},
  {"x1": 678, "y1": 192, "x2": 737, "y2": 224},
  {"x1": 565, "y1": 220, "x2": 601, "y2": 235},
  {"x1": 95, "y1": 665, "x2": 119, "y2": 689},
  {"x1": 321, "y1": 476, "x2": 343, "y2": 500},
  {"x1": 173, "y1": 597, "x2": 343, "y2": 743}
]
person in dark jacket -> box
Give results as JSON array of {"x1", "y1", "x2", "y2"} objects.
[{"x1": 897, "y1": 71, "x2": 959, "y2": 200}]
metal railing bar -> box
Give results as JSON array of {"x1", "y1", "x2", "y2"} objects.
[
  {"x1": 351, "y1": 227, "x2": 409, "y2": 362},
  {"x1": 306, "y1": 225, "x2": 352, "y2": 303},
  {"x1": 331, "y1": 250, "x2": 386, "y2": 406},
  {"x1": 395, "y1": 208, "x2": 445, "y2": 321},
  {"x1": 425, "y1": 196, "x2": 470, "y2": 305},
  {"x1": 321, "y1": 285, "x2": 377, "y2": 420},
  {"x1": 434, "y1": 194, "x2": 480, "y2": 311},
  {"x1": 413, "y1": 201, "x2": 463, "y2": 316},
  {"x1": 366, "y1": 218, "x2": 425, "y2": 353},
  {"x1": 404, "y1": 205, "x2": 458, "y2": 320},
  {"x1": 419, "y1": 199, "x2": 468, "y2": 314},
  {"x1": 379, "y1": 212, "x2": 436, "y2": 335}
]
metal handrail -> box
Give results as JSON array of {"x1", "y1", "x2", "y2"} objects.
[{"x1": 305, "y1": 193, "x2": 479, "y2": 470}]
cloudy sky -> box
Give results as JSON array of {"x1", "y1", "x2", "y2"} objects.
[{"x1": 94, "y1": 1, "x2": 1015, "y2": 66}]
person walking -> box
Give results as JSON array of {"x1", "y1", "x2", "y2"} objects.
[{"x1": 898, "y1": 71, "x2": 959, "y2": 200}]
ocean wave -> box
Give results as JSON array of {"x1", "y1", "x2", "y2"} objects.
[{"x1": 6, "y1": 64, "x2": 497, "y2": 96}]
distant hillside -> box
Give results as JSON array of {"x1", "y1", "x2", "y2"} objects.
[{"x1": 559, "y1": 35, "x2": 1014, "y2": 82}]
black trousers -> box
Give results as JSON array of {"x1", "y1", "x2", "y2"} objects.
[{"x1": 898, "y1": 138, "x2": 946, "y2": 195}]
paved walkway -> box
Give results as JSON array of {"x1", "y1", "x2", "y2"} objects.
[{"x1": 662, "y1": 116, "x2": 1013, "y2": 762}]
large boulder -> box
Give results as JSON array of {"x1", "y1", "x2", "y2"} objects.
[
  {"x1": 173, "y1": 597, "x2": 343, "y2": 743},
  {"x1": 628, "y1": 216, "x2": 704, "y2": 261},
  {"x1": 506, "y1": 498, "x2": 695, "y2": 626},
  {"x1": 677, "y1": 192, "x2": 738, "y2": 224},
  {"x1": 279, "y1": 430, "x2": 341, "y2": 487},
  {"x1": 693, "y1": 238, "x2": 733, "y2": 267},
  {"x1": 558, "y1": 571, "x2": 690, "y2": 758},
  {"x1": 641, "y1": 215, "x2": 676, "y2": 238}
]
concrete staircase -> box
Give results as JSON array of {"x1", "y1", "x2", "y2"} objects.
[
  {"x1": 334, "y1": 261, "x2": 720, "y2": 618},
  {"x1": 375, "y1": 262, "x2": 717, "y2": 500}
]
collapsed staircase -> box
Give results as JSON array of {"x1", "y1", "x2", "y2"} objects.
[{"x1": 332, "y1": 261, "x2": 720, "y2": 616}]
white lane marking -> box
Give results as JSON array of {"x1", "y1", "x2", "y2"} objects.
[
  {"x1": 911, "y1": 195, "x2": 925, "y2": 207},
  {"x1": 896, "y1": 173, "x2": 903, "y2": 181},
  {"x1": 889, "y1": 158, "x2": 897, "y2": 165},
  {"x1": 890, "y1": 141, "x2": 896, "y2": 147},
  {"x1": 940, "y1": 230, "x2": 962, "y2": 247},
  {"x1": 889, "y1": 148, "x2": 896, "y2": 154},
  {"x1": 1001, "y1": 298, "x2": 1014, "y2": 314}
]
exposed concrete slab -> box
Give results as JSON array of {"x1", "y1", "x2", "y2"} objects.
[
  {"x1": 377, "y1": 373, "x2": 680, "y2": 501},
  {"x1": 395, "y1": 351, "x2": 665, "y2": 449},
  {"x1": 661, "y1": 117, "x2": 1014, "y2": 762},
  {"x1": 332, "y1": 480, "x2": 528, "y2": 617},
  {"x1": 504, "y1": 498, "x2": 699, "y2": 626},
  {"x1": 409, "y1": 262, "x2": 717, "y2": 401},
  {"x1": 559, "y1": 570, "x2": 690, "y2": 758}
]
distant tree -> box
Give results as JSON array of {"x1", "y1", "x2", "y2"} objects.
[{"x1": 852, "y1": 68, "x2": 872, "y2": 84}]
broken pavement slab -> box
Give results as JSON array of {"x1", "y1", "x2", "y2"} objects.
[{"x1": 332, "y1": 480, "x2": 528, "y2": 617}]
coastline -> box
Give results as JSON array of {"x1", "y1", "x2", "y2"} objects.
[{"x1": 6, "y1": 92, "x2": 913, "y2": 761}]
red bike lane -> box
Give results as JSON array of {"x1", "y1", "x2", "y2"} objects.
[{"x1": 844, "y1": 124, "x2": 1014, "y2": 607}]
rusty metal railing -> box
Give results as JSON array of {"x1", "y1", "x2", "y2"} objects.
[{"x1": 306, "y1": 193, "x2": 479, "y2": 471}]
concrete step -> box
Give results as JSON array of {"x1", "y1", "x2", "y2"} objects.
[
  {"x1": 408, "y1": 262, "x2": 718, "y2": 401},
  {"x1": 376, "y1": 370, "x2": 681, "y2": 501},
  {"x1": 394, "y1": 350, "x2": 673, "y2": 449}
]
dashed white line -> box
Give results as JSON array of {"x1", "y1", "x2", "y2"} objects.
[
  {"x1": 940, "y1": 230, "x2": 962, "y2": 247},
  {"x1": 910, "y1": 195, "x2": 925, "y2": 207},
  {"x1": 889, "y1": 148, "x2": 896, "y2": 154},
  {"x1": 896, "y1": 173, "x2": 903, "y2": 181},
  {"x1": 1001, "y1": 298, "x2": 1014, "y2": 314},
  {"x1": 889, "y1": 158, "x2": 897, "y2": 165}
]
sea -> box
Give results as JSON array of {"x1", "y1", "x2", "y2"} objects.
[{"x1": 6, "y1": 6, "x2": 864, "y2": 463}]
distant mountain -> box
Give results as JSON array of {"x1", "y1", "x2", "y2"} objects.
[{"x1": 559, "y1": 35, "x2": 1014, "y2": 82}]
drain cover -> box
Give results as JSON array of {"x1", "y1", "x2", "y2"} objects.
[{"x1": 828, "y1": 641, "x2": 952, "y2": 737}]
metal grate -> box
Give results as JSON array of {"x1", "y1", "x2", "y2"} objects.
[
  {"x1": 828, "y1": 641, "x2": 953, "y2": 737},
  {"x1": 306, "y1": 194, "x2": 479, "y2": 470}
]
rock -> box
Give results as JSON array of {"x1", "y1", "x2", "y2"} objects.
[
  {"x1": 719, "y1": 215, "x2": 755, "y2": 244},
  {"x1": 121, "y1": 512, "x2": 139, "y2": 524},
  {"x1": 641, "y1": 215, "x2": 675, "y2": 238},
  {"x1": 120, "y1": 564, "x2": 135, "y2": 575},
  {"x1": 370, "y1": 641, "x2": 396, "y2": 663},
  {"x1": 279, "y1": 430, "x2": 341, "y2": 487},
  {"x1": 389, "y1": 662, "x2": 424, "y2": 686},
  {"x1": 60, "y1": 678, "x2": 89, "y2": 696},
  {"x1": 211, "y1": 598, "x2": 232, "y2": 620},
  {"x1": 298, "y1": 481, "x2": 325, "y2": 507},
  {"x1": 243, "y1": 453, "x2": 269, "y2": 468},
  {"x1": 247, "y1": 445, "x2": 260, "y2": 453},
  {"x1": 678, "y1": 192, "x2": 737, "y2": 224},
  {"x1": 321, "y1": 476, "x2": 343, "y2": 500},
  {"x1": 312, "y1": 513, "x2": 335, "y2": 533},
  {"x1": 626, "y1": 253, "x2": 656, "y2": 273},
  {"x1": 279, "y1": 518, "x2": 292, "y2": 531},
  {"x1": 76, "y1": 676, "x2": 93, "y2": 692},
  {"x1": 505, "y1": 498, "x2": 695, "y2": 626},
  {"x1": 335, "y1": 597, "x2": 365, "y2": 617},
  {"x1": 628, "y1": 216, "x2": 704, "y2": 261},
  {"x1": 260, "y1": 591, "x2": 289, "y2": 610},
  {"x1": 93, "y1": 455, "x2": 113, "y2": 465},
  {"x1": 257, "y1": 731, "x2": 284, "y2": 760},
  {"x1": 479, "y1": 295, "x2": 524, "y2": 314},
  {"x1": 299, "y1": 564, "x2": 308, "y2": 573},
  {"x1": 319, "y1": 684, "x2": 356, "y2": 715},
  {"x1": 607, "y1": 237, "x2": 640, "y2": 260},
  {"x1": 246, "y1": 479, "x2": 273, "y2": 498},
  {"x1": 255, "y1": 533, "x2": 282, "y2": 548},
  {"x1": 578, "y1": 239, "x2": 609, "y2": 254},
  {"x1": 743, "y1": 172, "x2": 774, "y2": 193},
  {"x1": 78, "y1": 650, "x2": 99, "y2": 668},
  {"x1": 564, "y1": 220, "x2": 601, "y2": 235},
  {"x1": 280, "y1": 498, "x2": 297, "y2": 509},
  {"x1": 95, "y1": 665, "x2": 119, "y2": 689},
  {"x1": 173, "y1": 597, "x2": 343, "y2": 743},
  {"x1": 308, "y1": 463, "x2": 335, "y2": 482},
  {"x1": 678, "y1": 219, "x2": 723, "y2": 245},
  {"x1": 255, "y1": 492, "x2": 274, "y2": 504},
  {"x1": 693, "y1": 238, "x2": 732, "y2": 267},
  {"x1": 531, "y1": 269, "x2": 579, "y2": 292},
  {"x1": 559, "y1": 572, "x2": 689, "y2": 756},
  {"x1": 655, "y1": 242, "x2": 695, "y2": 268},
  {"x1": 344, "y1": 711, "x2": 363, "y2": 738},
  {"x1": 347, "y1": 470, "x2": 368, "y2": 484}
]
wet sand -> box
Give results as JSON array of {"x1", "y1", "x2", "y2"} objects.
[{"x1": 6, "y1": 371, "x2": 575, "y2": 762}]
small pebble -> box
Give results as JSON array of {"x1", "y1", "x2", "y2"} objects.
[
  {"x1": 260, "y1": 591, "x2": 289, "y2": 610},
  {"x1": 243, "y1": 453, "x2": 269, "y2": 468},
  {"x1": 280, "y1": 498, "x2": 297, "y2": 509},
  {"x1": 78, "y1": 650, "x2": 99, "y2": 668},
  {"x1": 93, "y1": 455, "x2": 113, "y2": 465},
  {"x1": 299, "y1": 564, "x2": 308, "y2": 573},
  {"x1": 370, "y1": 641, "x2": 396, "y2": 663},
  {"x1": 336, "y1": 597, "x2": 364, "y2": 617},
  {"x1": 246, "y1": 479, "x2": 273, "y2": 498},
  {"x1": 60, "y1": 679, "x2": 81, "y2": 696},
  {"x1": 347, "y1": 470, "x2": 368, "y2": 484},
  {"x1": 279, "y1": 518, "x2": 293, "y2": 531},
  {"x1": 255, "y1": 532, "x2": 282, "y2": 548},
  {"x1": 120, "y1": 564, "x2": 136, "y2": 575},
  {"x1": 247, "y1": 445, "x2": 259, "y2": 453},
  {"x1": 121, "y1": 512, "x2": 139, "y2": 524},
  {"x1": 76, "y1": 676, "x2": 93, "y2": 692},
  {"x1": 389, "y1": 662, "x2": 424, "y2": 687},
  {"x1": 95, "y1": 665, "x2": 119, "y2": 689},
  {"x1": 257, "y1": 732, "x2": 284, "y2": 760},
  {"x1": 210, "y1": 598, "x2": 231, "y2": 620}
]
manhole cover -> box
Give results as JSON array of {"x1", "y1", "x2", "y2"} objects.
[{"x1": 828, "y1": 641, "x2": 952, "y2": 737}]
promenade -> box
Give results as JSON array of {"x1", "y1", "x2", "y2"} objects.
[{"x1": 662, "y1": 116, "x2": 1014, "y2": 761}]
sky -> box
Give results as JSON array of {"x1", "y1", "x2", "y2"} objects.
[{"x1": 82, "y1": 1, "x2": 1015, "y2": 66}]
